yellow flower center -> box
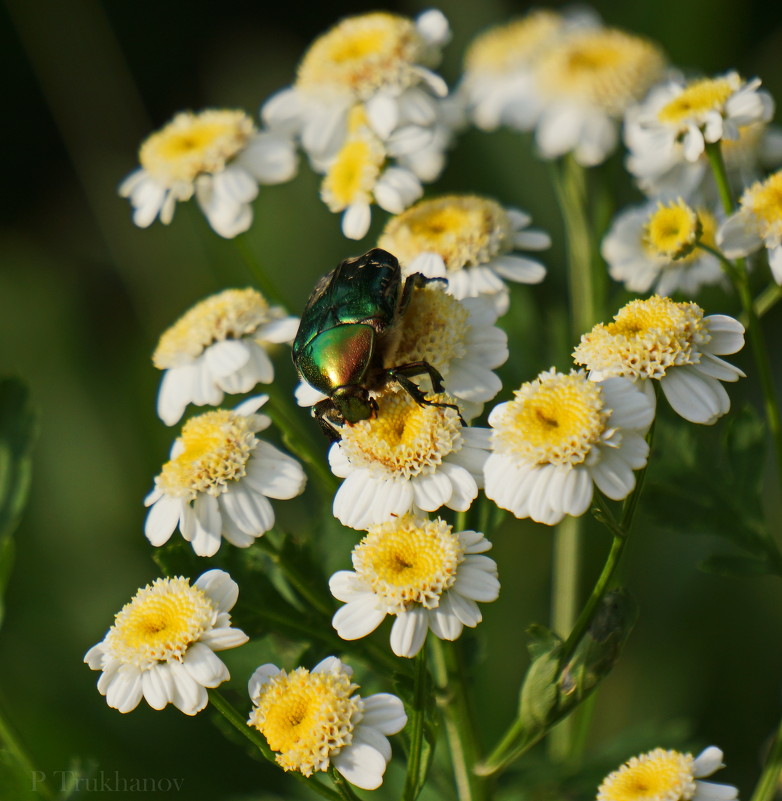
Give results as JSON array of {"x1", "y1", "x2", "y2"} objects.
[
  {"x1": 353, "y1": 515, "x2": 463, "y2": 612},
  {"x1": 153, "y1": 288, "x2": 273, "y2": 368},
  {"x1": 740, "y1": 169, "x2": 782, "y2": 241},
  {"x1": 642, "y1": 199, "x2": 701, "y2": 260},
  {"x1": 491, "y1": 370, "x2": 609, "y2": 467},
  {"x1": 572, "y1": 296, "x2": 710, "y2": 379},
  {"x1": 156, "y1": 410, "x2": 257, "y2": 500},
  {"x1": 104, "y1": 577, "x2": 215, "y2": 667},
  {"x1": 321, "y1": 127, "x2": 385, "y2": 211},
  {"x1": 339, "y1": 388, "x2": 463, "y2": 479},
  {"x1": 535, "y1": 28, "x2": 666, "y2": 115},
  {"x1": 598, "y1": 749, "x2": 697, "y2": 801},
  {"x1": 296, "y1": 12, "x2": 425, "y2": 99},
  {"x1": 384, "y1": 284, "x2": 469, "y2": 381},
  {"x1": 378, "y1": 195, "x2": 512, "y2": 271},
  {"x1": 139, "y1": 110, "x2": 254, "y2": 186},
  {"x1": 657, "y1": 75, "x2": 739, "y2": 126},
  {"x1": 464, "y1": 11, "x2": 563, "y2": 73},
  {"x1": 248, "y1": 666, "x2": 361, "y2": 777}
]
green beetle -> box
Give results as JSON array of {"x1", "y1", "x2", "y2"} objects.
[{"x1": 292, "y1": 248, "x2": 458, "y2": 440}]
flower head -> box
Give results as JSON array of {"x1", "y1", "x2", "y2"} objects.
[
  {"x1": 329, "y1": 388, "x2": 489, "y2": 529},
  {"x1": 597, "y1": 746, "x2": 737, "y2": 801},
  {"x1": 154, "y1": 288, "x2": 299, "y2": 425},
  {"x1": 145, "y1": 396, "x2": 306, "y2": 556},
  {"x1": 573, "y1": 297, "x2": 745, "y2": 424},
  {"x1": 120, "y1": 109, "x2": 296, "y2": 237},
  {"x1": 718, "y1": 168, "x2": 782, "y2": 283},
  {"x1": 84, "y1": 569, "x2": 248, "y2": 715},
  {"x1": 378, "y1": 194, "x2": 549, "y2": 309},
  {"x1": 248, "y1": 656, "x2": 406, "y2": 790},
  {"x1": 330, "y1": 514, "x2": 499, "y2": 657},
  {"x1": 602, "y1": 200, "x2": 723, "y2": 295},
  {"x1": 484, "y1": 369, "x2": 654, "y2": 525}
]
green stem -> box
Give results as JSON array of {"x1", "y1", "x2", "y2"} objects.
[
  {"x1": 0, "y1": 702, "x2": 55, "y2": 801},
  {"x1": 430, "y1": 639, "x2": 486, "y2": 801},
  {"x1": 755, "y1": 283, "x2": 782, "y2": 319},
  {"x1": 749, "y1": 714, "x2": 782, "y2": 801},
  {"x1": 403, "y1": 648, "x2": 430, "y2": 801},
  {"x1": 329, "y1": 767, "x2": 363, "y2": 801},
  {"x1": 705, "y1": 142, "x2": 782, "y2": 484},
  {"x1": 234, "y1": 235, "x2": 291, "y2": 309},
  {"x1": 209, "y1": 690, "x2": 343, "y2": 801}
]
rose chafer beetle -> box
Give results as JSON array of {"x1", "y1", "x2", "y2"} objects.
[{"x1": 293, "y1": 248, "x2": 459, "y2": 440}]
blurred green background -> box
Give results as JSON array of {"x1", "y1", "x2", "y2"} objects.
[{"x1": 2, "y1": 0, "x2": 782, "y2": 799}]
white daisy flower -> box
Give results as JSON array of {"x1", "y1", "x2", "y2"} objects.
[
  {"x1": 378, "y1": 194, "x2": 549, "y2": 311},
  {"x1": 573, "y1": 296, "x2": 745, "y2": 425},
  {"x1": 247, "y1": 656, "x2": 406, "y2": 790},
  {"x1": 144, "y1": 396, "x2": 306, "y2": 556},
  {"x1": 154, "y1": 288, "x2": 299, "y2": 426},
  {"x1": 319, "y1": 107, "x2": 422, "y2": 240},
  {"x1": 485, "y1": 369, "x2": 654, "y2": 526},
  {"x1": 602, "y1": 199, "x2": 724, "y2": 295},
  {"x1": 625, "y1": 72, "x2": 774, "y2": 195},
  {"x1": 597, "y1": 746, "x2": 737, "y2": 801},
  {"x1": 718, "y1": 169, "x2": 782, "y2": 283},
  {"x1": 262, "y1": 10, "x2": 450, "y2": 166},
  {"x1": 329, "y1": 388, "x2": 490, "y2": 529},
  {"x1": 330, "y1": 514, "x2": 499, "y2": 658},
  {"x1": 84, "y1": 569, "x2": 248, "y2": 715},
  {"x1": 530, "y1": 26, "x2": 666, "y2": 166},
  {"x1": 119, "y1": 109, "x2": 297, "y2": 238},
  {"x1": 460, "y1": 9, "x2": 598, "y2": 133}
]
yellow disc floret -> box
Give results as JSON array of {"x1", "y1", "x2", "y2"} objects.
[
  {"x1": 657, "y1": 75, "x2": 740, "y2": 127},
  {"x1": 156, "y1": 410, "x2": 257, "y2": 500},
  {"x1": 248, "y1": 665, "x2": 362, "y2": 776},
  {"x1": 153, "y1": 288, "x2": 272, "y2": 368},
  {"x1": 379, "y1": 195, "x2": 512, "y2": 271},
  {"x1": 321, "y1": 127, "x2": 385, "y2": 211},
  {"x1": 535, "y1": 28, "x2": 666, "y2": 115},
  {"x1": 491, "y1": 369, "x2": 609, "y2": 467},
  {"x1": 139, "y1": 110, "x2": 254, "y2": 186},
  {"x1": 464, "y1": 11, "x2": 563, "y2": 73},
  {"x1": 339, "y1": 389, "x2": 463, "y2": 479},
  {"x1": 296, "y1": 12, "x2": 425, "y2": 99},
  {"x1": 385, "y1": 284, "x2": 469, "y2": 377},
  {"x1": 573, "y1": 296, "x2": 711, "y2": 379},
  {"x1": 739, "y1": 169, "x2": 782, "y2": 242},
  {"x1": 353, "y1": 515, "x2": 464, "y2": 612},
  {"x1": 597, "y1": 748, "x2": 697, "y2": 801},
  {"x1": 642, "y1": 199, "x2": 701, "y2": 261},
  {"x1": 104, "y1": 577, "x2": 215, "y2": 668}
]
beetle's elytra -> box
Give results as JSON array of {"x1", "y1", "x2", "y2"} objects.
[{"x1": 292, "y1": 248, "x2": 460, "y2": 440}]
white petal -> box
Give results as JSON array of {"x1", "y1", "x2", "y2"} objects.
[
  {"x1": 389, "y1": 608, "x2": 429, "y2": 657},
  {"x1": 183, "y1": 642, "x2": 229, "y2": 687},
  {"x1": 157, "y1": 365, "x2": 198, "y2": 426},
  {"x1": 142, "y1": 664, "x2": 174, "y2": 710},
  {"x1": 692, "y1": 747, "x2": 725, "y2": 776},
  {"x1": 329, "y1": 571, "x2": 364, "y2": 602},
  {"x1": 695, "y1": 782, "x2": 738, "y2": 801},
  {"x1": 490, "y1": 254, "x2": 546, "y2": 284},
  {"x1": 427, "y1": 593, "x2": 464, "y2": 641},
  {"x1": 332, "y1": 740, "x2": 388, "y2": 790},
  {"x1": 212, "y1": 165, "x2": 259, "y2": 204},
  {"x1": 169, "y1": 660, "x2": 208, "y2": 715},
  {"x1": 703, "y1": 315, "x2": 745, "y2": 355},
  {"x1": 195, "y1": 569, "x2": 239, "y2": 612},
  {"x1": 333, "y1": 600, "x2": 387, "y2": 640},
  {"x1": 360, "y1": 693, "x2": 407, "y2": 735},
  {"x1": 438, "y1": 462, "x2": 479, "y2": 511},
  {"x1": 591, "y1": 450, "x2": 635, "y2": 501},
  {"x1": 220, "y1": 485, "x2": 274, "y2": 536},
  {"x1": 144, "y1": 496, "x2": 182, "y2": 547},
  {"x1": 204, "y1": 339, "x2": 250, "y2": 379},
  {"x1": 661, "y1": 367, "x2": 730, "y2": 424},
  {"x1": 191, "y1": 494, "x2": 223, "y2": 556},
  {"x1": 245, "y1": 442, "x2": 306, "y2": 499},
  {"x1": 717, "y1": 210, "x2": 761, "y2": 258},
  {"x1": 248, "y1": 664, "x2": 281, "y2": 700},
  {"x1": 105, "y1": 665, "x2": 144, "y2": 713},
  {"x1": 342, "y1": 203, "x2": 371, "y2": 240},
  {"x1": 412, "y1": 470, "x2": 453, "y2": 511},
  {"x1": 366, "y1": 93, "x2": 399, "y2": 140},
  {"x1": 199, "y1": 626, "x2": 248, "y2": 651}
]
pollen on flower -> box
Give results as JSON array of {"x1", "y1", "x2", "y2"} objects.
[
  {"x1": 139, "y1": 110, "x2": 255, "y2": 186},
  {"x1": 491, "y1": 369, "x2": 609, "y2": 467},
  {"x1": 321, "y1": 129, "x2": 385, "y2": 211},
  {"x1": 642, "y1": 199, "x2": 701, "y2": 261},
  {"x1": 739, "y1": 170, "x2": 782, "y2": 241},
  {"x1": 353, "y1": 515, "x2": 464, "y2": 612},
  {"x1": 296, "y1": 12, "x2": 425, "y2": 99},
  {"x1": 104, "y1": 577, "x2": 215, "y2": 668},
  {"x1": 573, "y1": 296, "x2": 711, "y2": 379},
  {"x1": 339, "y1": 388, "x2": 463, "y2": 478},
  {"x1": 535, "y1": 28, "x2": 666, "y2": 115},
  {"x1": 657, "y1": 75, "x2": 740, "y2": 126},
  {"x1": 153, "y1": 288, "x2": 272, "y2": 368},
  {"x1": 597, "y1": 748, "x2": 697, "y2": 801},
  {"x1": 248, "y1": 666, "x2": 362, "y2": 776},
  {"x1": 464, "y1": 11, "x2": 563, "y2": 73},
  {"x1": 378, "y1": 195, "x2": 512, "y2": 271},
  {"x1": 156, "y1": 410, "x2": 257, "y2": 500},
  {"x1": 385, "y1": 284, "x2": 469, "y2": 377}
]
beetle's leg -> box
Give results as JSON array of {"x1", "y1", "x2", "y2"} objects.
[
  {"x1": 390, "y1": 360, "x2": 447, "y2": 392},
  {"x1": 397, "y1": 272, "x2": 448, "y2": 317},
  {"x1": 387, "y1": 367, "x2": 466, "y2": 426},
  {"x1": 312, "y1": 399, "x2": 344, "y2": 443}
]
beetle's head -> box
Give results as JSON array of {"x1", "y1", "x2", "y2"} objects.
[{"x1": 332, "y1": 386, "x2": 376, "y2": 424}]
